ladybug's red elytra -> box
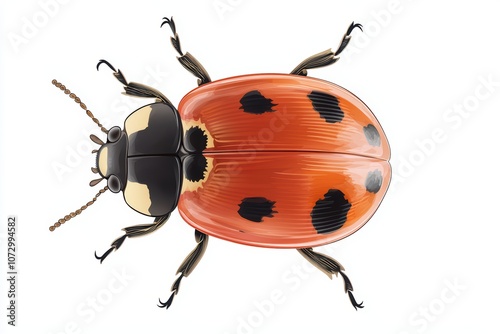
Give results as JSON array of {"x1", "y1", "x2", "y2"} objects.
[{"x1": 50, "y1": 17, "x2": 390, "y2": 311}]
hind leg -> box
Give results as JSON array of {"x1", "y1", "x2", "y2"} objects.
[
  {"x1": 290, "y1": 22, "x2": 362, "y2": 76},
  {"x1": 298, "y1": 247, "x2": 364, "y2": 310}
]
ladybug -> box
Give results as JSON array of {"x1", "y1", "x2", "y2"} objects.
[{"x1": 50, "y1": 17, "x2": 390, "y2": 310}]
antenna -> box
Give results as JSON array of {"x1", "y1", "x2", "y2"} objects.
[
  {"x1": 49, "y1": 186, "x2": 109, "y2": 231},
  {"x1": 52, "y1": 79, "x2": 108, "y2": 134},
  {"x1": 50, "y1": 79, "x2": 112, "y2": 232}
]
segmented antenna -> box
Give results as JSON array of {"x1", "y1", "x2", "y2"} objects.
[
  {"x1": 52, "y1": 79, "x2": 108, "y2": 134},
  {"x1": 49, "y1": 186, "x2": 109, "y2": 231}
]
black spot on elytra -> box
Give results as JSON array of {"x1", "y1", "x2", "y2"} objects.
[
  {"x1": 184, "y1": 126, "x2": 208, "y2": 152},
  {"x1": 363, "y1": 124, "x2": 381, "y2": 146},
  {"x1": 365, "y1": 170, "x2": 383, "y2": 193},
  {"x1": 239, "y1": 90, "x2": 277, "y2": 114},
  {"x1": 307, "y1": 90, "x2": 344, "y2": 123},
  {"x1": 311, "y1": 189, "x2": 351, "y2": 234},
  {"x1": 238, "y1": 197, "x2": 277, "y2": 222},
  {"x1": 183, "y1": 155, "x2": 207, "y2": 182}
]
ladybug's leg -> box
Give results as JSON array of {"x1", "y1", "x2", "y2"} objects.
[
  {"x1": 96, "y1": 59, "x2": 175, "y2": 108},
  {"x1": 94, "y1": 214, "x2": 170, "y2": 263},
  {"x1": 290, "y1": 22, "x2": 362, "y2": 76},
  {"x1": 158, "y1": 230, "x2": 208, "y2": 309},
  {"x1": 298, "y1": 248, "x2": 364, "y2": 310},
  {"x1": 161, "y1": 17, "x2": 211, "y2": 86}
]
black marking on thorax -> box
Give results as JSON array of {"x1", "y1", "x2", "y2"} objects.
[
  {"x1": 127, "y1": 156, "x2": 181, "y2": 216},
  {"x1": 127, "y1": 103, "x2": 181, "y2": 155}
]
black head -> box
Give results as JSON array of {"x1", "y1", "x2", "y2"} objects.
[
  {"x1": 93, "y1": 102, "x2": 183, "y2": 216},
  {"x1": 94, "y1": 126, "x2": 127, "y2": 192},
  {"x1": 50, "y1": 81, "x2": 182, "y2": 232}
]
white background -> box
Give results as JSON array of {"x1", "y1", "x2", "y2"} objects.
[{"x1": 1, "y1": 0, "x2": 499, "y2": 333}]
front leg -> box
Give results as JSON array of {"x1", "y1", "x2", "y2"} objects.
[
  {"x1": 298, "y1": 247, "x2": 364, "y2": 310},
  {"x1": 95, "y1": 214, "x2": 170, "y2": 263},
  {"x1": 96, "y1": 59, "x2": 174, "y2": 107}
]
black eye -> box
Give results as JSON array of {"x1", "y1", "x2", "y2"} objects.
[
  {"x1": 107, "y1": 126, "x2": 121, "y2": 143},
  {"x1": 107, "y1": 175, "x2": 121, "y2": 193}
]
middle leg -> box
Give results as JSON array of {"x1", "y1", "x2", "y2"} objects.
[
  {"x1": 161, "y1": 17, "x2": 211, "y2": 86},
  {"x1": 158, "y1": 229, "x2": 209, "y2": 309}
]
